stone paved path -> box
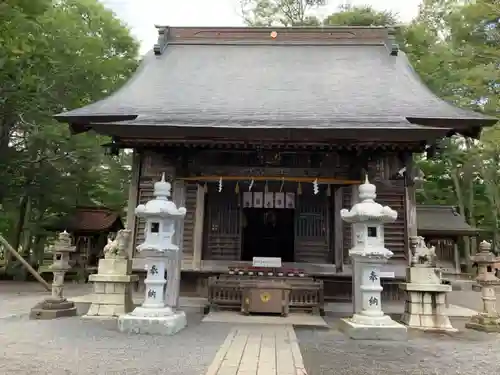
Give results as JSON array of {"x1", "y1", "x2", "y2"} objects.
[{"x1": 206, "y1": 325, "x2": 307, "y2": 375}]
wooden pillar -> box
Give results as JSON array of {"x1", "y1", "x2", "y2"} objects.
[
  {"x1": 334, "y1": 186, "x2": 344, "y2": 273},
  {"x1": 192, "y1": 184, "x2": 205, "y2": 270},
  {"x1": 404, "y1": 155, "x2": 418, "y2": 266},
  {"x1": 350, "y1": 184, "x2": 362, "y2": 313},
  {"x1": 350, "y1": 184, "x2": 359, "y2": 249},
  {"x1": 125, "y1": 150, "x2": 141, "y2": 258},
  {"x1": 168, "y1": 179, "x2": 186, "y2": 308},
  {"x1": 453, "y1": 240, "x2": 461, "y2": 274},
  {"x1": 405, "y1": 185, "x2": 417, "y2": 266}
]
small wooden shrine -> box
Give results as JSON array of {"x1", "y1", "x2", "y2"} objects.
[
  {"x1": 54, "y1": 26, "x2": 496, "y2": 302},
  {"x1": 44, "y1": 206, "x2": 124, "y2": 274},
  {"x1": 417, "y1": 205, "x2": 480, "y2": 274}
]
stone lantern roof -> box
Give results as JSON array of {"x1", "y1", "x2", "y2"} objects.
[
  {"x1": 135, "y1": 173, "x2": 187, "y2": 218},
  {"x1": 340, "y1": 176, "x2": 398, "y2": 223}
]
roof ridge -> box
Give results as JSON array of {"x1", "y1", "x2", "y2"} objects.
[{"x1": 152, "y1": 25, "x2": 393, "y2": 55}]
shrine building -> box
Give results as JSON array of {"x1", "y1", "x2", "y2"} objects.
[{"x1": 55, "y1": 26, "x2": 496, "y2": 300}]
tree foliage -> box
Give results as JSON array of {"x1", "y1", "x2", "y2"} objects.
[
  {"x1": 324, "y1": 5, "x2": 398, "y2": 26},
  {"x1": 240, "y1": 0, "x2": 326, "y2": 26},
  {"x1": 0, "y1": 0, "x2": 139, "y2": 270}
]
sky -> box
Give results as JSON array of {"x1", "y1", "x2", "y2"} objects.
[{"x1": 99, "y1": 0, "x2": 422, "y2": 54}]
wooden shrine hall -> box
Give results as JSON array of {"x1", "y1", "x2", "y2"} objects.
[{"x1": 55, "y1": 26, "x2": 496, "y2": 308}]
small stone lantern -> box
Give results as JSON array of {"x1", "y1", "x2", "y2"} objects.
[
  {"x1": 338, "y1": 176, "x2": 407, "y2": 340},
  {"x1": 118, "y1": 173, "x2": 188, "y2": 336},
  {"x1": 30, "y1": 231, "x2": 77, "y2": 319},
  {"x1": 465, "y1": 240, "x2": 500, "y2": 332}
]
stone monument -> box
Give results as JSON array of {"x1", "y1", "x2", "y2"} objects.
[
  {"x1": 118, "y1": 173, "x2": 187, "y2": 335},
  {"x1": 399, "y1": 236, "x2": 455, "y2": 331},
  {"x1": 84, "y1": 229, "x2": 138, "y2": 318},
  {"x1": 30, "y1": 231, "x2": 77, "y2": 319},
  {"x1": 338, "y1": 176, "x2": 407, "y2": 340},
  {"x1": 465, "y1": 240, "x2": 500, "y2": 332}
]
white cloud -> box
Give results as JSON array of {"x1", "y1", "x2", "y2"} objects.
[{"x1": 99, "y1": 0, "x2": 421, "y2": 54}]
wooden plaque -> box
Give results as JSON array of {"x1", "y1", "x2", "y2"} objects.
[
  {"x1": 274, "y1": 192, "x2": 285, "y2": 208},
  {"x1": 243, "y1": 192, "x2": 253, "y2": 208},
  {"x1": 264, "y1": 192, "x2": 274, "y2": 208},
  {"x1": 285, "y1": 192, "x2": 295, "y2": 209},
  {"x1": 253, "y1": 192, "x2": 263, "y2": 208}
]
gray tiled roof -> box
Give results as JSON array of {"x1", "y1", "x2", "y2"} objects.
[
  {"x1": 417, "y1": 205, "x2": 479, "y2": 237},
  {"x1": 56, "y1": 43, "x2": 494, "y2": 128}
]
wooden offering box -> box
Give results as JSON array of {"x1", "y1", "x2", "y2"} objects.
[
  {"x1": 241, "y1": 280, "x2": 291, "y2": 316},
  {"x1": 207, "y1": 266, "x2": 324, "y2": 315}
]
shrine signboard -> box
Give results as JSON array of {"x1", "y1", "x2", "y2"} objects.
[{"x1": 252, "y1": 257, "x2": 282, "y2": 268}]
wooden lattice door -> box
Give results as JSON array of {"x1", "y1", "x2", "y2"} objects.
[
  {"x1": 204, "y1": 192, "x2": 241, "y2": 260},
  {"x1": 294, "y1": 194, "x2": 330, "y2": 263}
]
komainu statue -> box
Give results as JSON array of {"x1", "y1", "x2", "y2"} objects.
[
  {"x1": 103, "y1": 229, "x2": 131, "y2": 259},
  {"x1": 411, "y1": 236, "x2": 437, "y2": 267}
]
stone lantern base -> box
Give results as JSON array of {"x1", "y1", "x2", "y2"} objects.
[
  {"x1": 30, "y1": 298, "x2": 77, "y2": 320},
  {"x1": 338, "y1": 314, "x2": 407, "y2": 341},
  {"x1": 465, "y1": 313, "x2": 500, "y2": 332},
  {"x1": 117, "y1": 306, "x2": 187, "y2": 336}
]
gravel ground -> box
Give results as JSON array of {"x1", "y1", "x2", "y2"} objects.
[
  {"x1": 0, "y1": 312, "x2": 229, "y2": 375},
  {"x1": 296, "y1": 318, "x2": 500, "y2": 375}
]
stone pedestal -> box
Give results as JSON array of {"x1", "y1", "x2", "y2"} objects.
[
  {"x1": 465, "y1": 241, "x2": 500, "y2": 332},
  {"x1": 30, "y1": 298, "x2": 77, "y2": 320},
  {"x1": 30, "y1": 231, "x2": 77, "y2": 320},
  {"x1": 84, "y1": 258, "x2": 138, "y2": 318},
  {"x1": 339, "y1": 256, "x2": 407, "y2": 340},
  {"x1": 400, "y1": 250, "x2": 456, "y2": 332},
  {"x1": 337, "y1": 176, "x2": 407, "y2": 340},
  {"x1": 118, "y1": 254, "x2": 187, "y2": 336},
  {"x1": 400, "y1": 270, "x2": 455, "y2": 331},
  {"x1": 117, "y1": 174, "x2": 187, "y2": 336},
  {"x1": 118, "y1": 306, "x2": 187, "y2": 335}
]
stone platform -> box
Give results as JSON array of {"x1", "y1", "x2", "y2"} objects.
[
  {"x1": 465, "y1": 313, "x2": 500, "y2": 332},
  {"x1": 338, "y1": 317, "x2": 408, "y2": 341},
  {"x1": 202, "y1": 311, "x2": 328, "y2": 328},
  {"x1": 118, "y1": 307, "x2": 187, "y2": 336},
  {"x1": 29, "y1": 298, "x2": 77, "y2": 320}
]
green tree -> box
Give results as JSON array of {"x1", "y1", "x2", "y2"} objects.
[
  {"x1": 0, "y1": 0, "x2": 139, "y2": 273},
  {"x1": 410, "y1": 0, "x2": 499, "y2": 263},
  {"x1": 323, "y1": 5, "x2": 398, "y2": 26},
  {"x1": 240, "y1": 0, "x2": 325, "y2": 26}
]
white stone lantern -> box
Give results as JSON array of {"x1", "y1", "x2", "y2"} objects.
[
  {"x1": 338, "y1": 176, "x2": 407, "y2": 340},
  {"x1": 118, "y1": 173, "x2": 187, "y2": 336}
]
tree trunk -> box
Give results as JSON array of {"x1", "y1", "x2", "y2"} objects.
[
  {"x1": 481, "y1": 149, "x2": 500, "y2": 253},
  {"x1": 10, "y1": 195, "x2": 29, "y2": 250},
  {"x1": 32, "y1": 235, "x2": 46, "y2": 266},
  {"x1": 451, "y1": 168, "x2": 471, "y2": 271},
  {"x1": 6, "y1": 195, "x2": 29, "y2": 265},
  {"x1": 0, "y1": 113, "x2": 16, "y2": 206},
  {"x1": 464, "y1": 138, "x2": 477, "y2": 256}
]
